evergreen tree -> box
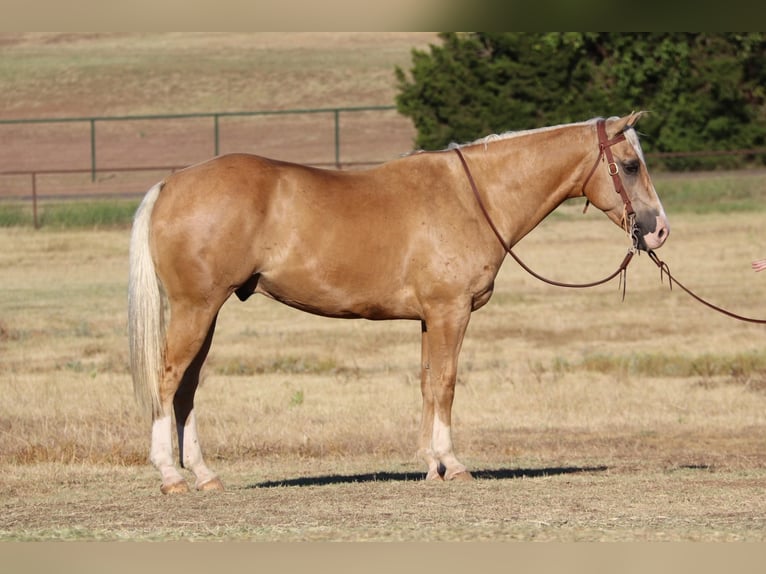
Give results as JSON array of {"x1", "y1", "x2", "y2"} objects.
[{"x1": 395, "y1": 33, "x2": 766, "y2": 169}]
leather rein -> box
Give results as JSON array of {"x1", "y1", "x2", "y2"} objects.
[
  {"x1": 454, "y1": 118, "x2": 766, "y2": 323},
  {"x1": 647, "y1": 251, "x2": 766, "y2": 324},
  {"x1": 454, "y1": 118, "x2": 636, "y2": 292}
]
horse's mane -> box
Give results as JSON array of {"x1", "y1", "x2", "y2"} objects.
[
  {"x1": 404, "y1": 117, "x2": 643, "y2": 158},
  {"x1": 453, "y1": 118, "x2": 600, "y2": 150}
]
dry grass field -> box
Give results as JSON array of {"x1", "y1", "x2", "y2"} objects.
[
  {"x1": 2, "y1": 204, "x2": 766, "y2": 541},
  {"x1": 2, "y1": 33, "x2": 766, "y2": 543}
]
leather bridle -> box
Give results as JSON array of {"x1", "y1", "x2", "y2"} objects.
[
  {"x1": 455, "y1": 120, "x2": 766, "y2": 322},
  {"x1": 581, "y1": 119, "x2": 635, "y2": 218},
  {"x1": 453, "y1": 118, "x2": 637, "y2": 291}
]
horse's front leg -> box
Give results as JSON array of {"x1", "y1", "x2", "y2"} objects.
[
  {"x1": 417, "y1": 321, "x2": 441, "y2": 480},
  {"x1": 417, "y1": 310, "x2": 473, "y2": 481}
]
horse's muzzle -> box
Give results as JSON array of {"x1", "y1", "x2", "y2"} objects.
[{"x1": 640, "y1": 214, "x2": 670, "y2": 251}]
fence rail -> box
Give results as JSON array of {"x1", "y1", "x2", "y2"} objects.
[
  {"x1": 0, "y1": 161, "x2": 386, "y2": 229},
  {"x1": 3, "y1": 106, "x2": 766, "y2": 229},
  {"x1": 0, "y1": 105, "x2": 398, "y2": 181}
]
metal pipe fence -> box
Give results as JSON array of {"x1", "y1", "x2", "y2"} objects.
[
  {"x1": 0, "y1": 162, "x2": 385, "y2": 228},
  {"x1": 0, "y1": 105, "x2": 397, "y2": 181},
  {"x1": 3, "y1": 106, "x2": 766, "y2": 229}
]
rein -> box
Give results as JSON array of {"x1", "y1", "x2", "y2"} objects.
[
  {"x1": 453, "y1": 120, "x2": 636, "y2": 293},
  {"x1": 647, "y1": 251, "x2": 766, "y2": 324}
]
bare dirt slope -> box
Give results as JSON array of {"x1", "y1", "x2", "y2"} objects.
[
  {"x1": 0, "y1": 33, "x2": 438, "y2": 117},
  {"x1": 0, "y1": 33, "x2": 438, "y2": 196}
]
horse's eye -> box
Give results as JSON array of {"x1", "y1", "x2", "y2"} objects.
[{"x1": 623, "y1": 160, "x2": 640, "y2": 175}]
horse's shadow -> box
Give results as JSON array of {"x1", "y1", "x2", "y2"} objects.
[{"x1": 248, "y1": 465, "x2": 607, "y2": 489}]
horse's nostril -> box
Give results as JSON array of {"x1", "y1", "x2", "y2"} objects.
[{"x1": 655, "y1": 223, "x2": 670, "y2": 245}]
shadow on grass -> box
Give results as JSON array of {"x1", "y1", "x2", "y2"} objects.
[{"x1": 249, "y1": 465, "x2": 608, "y2": 489}]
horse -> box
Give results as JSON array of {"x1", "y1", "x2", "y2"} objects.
[{"x1": 128, "y1": 112, "x2": 669, "y2": 494}]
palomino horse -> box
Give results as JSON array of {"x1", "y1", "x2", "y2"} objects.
[{"x1": 129, "y1": 112, "x2": 669, "y2": 493}]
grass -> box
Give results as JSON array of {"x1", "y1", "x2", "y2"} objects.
[
  {"x1": 0, "y1": 199, "x2": 140, "y2": 228},
  {"x1": 577, "y1": 350, "x2": 766, "y2": 381},
  {"x1": 2, "y1": 208, "x2": 766, "y2": 541},
  {"x1": 213, "y1": 354, "x2": 346, "y2": 377},
  {"x1": 654, "y1": 171, "x2": 766, "y2": 214},
  {"x1": 2, "y1": 463, "x2": 764, "y2": 542},
  {"x1": 0, "y1": 203, "x2": 27, "y2": 226},
  {"x1": 36, "y1": 199, "x2": 140, "y2": 228}
]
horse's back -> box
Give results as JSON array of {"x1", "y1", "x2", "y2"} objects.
[
  {"x1": 156, "y1": 153, "x2": 384, "y2": 220},
  {"x1": 146, "y1": 151, "x2": 495, "y2": 320},
  {"x1": 152, "y1": 152, "x2": 455, "y2": 237},
  {"x1": 160, "y1": 153, "x2": 316, "y2": 202}
]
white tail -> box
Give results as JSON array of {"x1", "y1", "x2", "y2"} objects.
[{"x1": 128, "y1": 182, "x2": 165, "y2": 417}]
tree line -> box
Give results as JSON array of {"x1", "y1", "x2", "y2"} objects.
[{"x1": 395, "y1": 33, "x2": 766, "y2": 170}]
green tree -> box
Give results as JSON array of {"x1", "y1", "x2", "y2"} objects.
[
  {"x1": 395, "y1": 33, "x2": 603, "y2": 149},
  {"x1": 396, "y1": 33, "x2": 766, "y2": 169}
]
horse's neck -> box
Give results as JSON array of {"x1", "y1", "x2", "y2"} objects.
[{"x1": 465, "y1": 130, "x2": 588, "y2": 247}]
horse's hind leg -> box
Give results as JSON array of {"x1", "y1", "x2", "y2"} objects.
[
  {"x1": 173, "y1": 314, "x2": 224, "y2": 492},
  {"x1": 151, "y1": 301, "x2": 219, "y2": 494}
]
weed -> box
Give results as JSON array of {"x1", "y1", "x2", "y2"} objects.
[
  {"x1": 215, "y1": 354, "x2": 344, "y2": 376},
  {"x1": 63, "y1": 360, "x2": 85, "y2": 373},
  {"x1": 289, "y1": 389, "x2": 305, "y2": 407},
  {"x1": 74, "y1": 321, "x2": 94, "y2": 338},
  {"x1": 0, "y1": 320, "x2": 24, "y2": 342}
]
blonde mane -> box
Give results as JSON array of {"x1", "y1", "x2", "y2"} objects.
[
  {"x1": 453, "y1": 118, "x2": 599, "y2": 150},
  {"x1": 404, "y1": 119, "x2": 604, "y2": 157},
  {"x1": 445, "y1": 116, "x2": 647, "y2": 164}
]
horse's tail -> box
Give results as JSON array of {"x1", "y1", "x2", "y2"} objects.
[{"x1": 128, "y1": 182, "x2": 165, "y2": 418}]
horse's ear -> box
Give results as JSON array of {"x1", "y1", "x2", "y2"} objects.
[
  {"x1": 626, "y1": 110, "x2": 647, "y2": 128},
  {"x1": 607, "y1": 111, "x2": 647, "y2": 137}
]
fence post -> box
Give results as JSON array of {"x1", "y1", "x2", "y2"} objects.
[
  {"x1": 32, "y1": 172, "x2": 39, "y2": 229},
  {"x1": 90, "y1": 119, "x2": 96, "y2": 182},
  {"x1": 334, "y1": 109, "x2": 341, "y2": 169},
  {"x1": 214, "y1": 114, "x2": 220, "y2": 156}
]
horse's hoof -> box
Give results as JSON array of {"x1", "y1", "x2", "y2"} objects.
[
  {"x1": 197, "y1": 477, "x2": 225, "y2": 492},
  {"x1": 446, "y1": 469, "x2": 474, "y2": 481},
  {"x1": 160, "y1": 480, "x2": 190, "y2": 495},
  {"x1": 425, "y1": 469, "x2": 445, "y2": 481}
]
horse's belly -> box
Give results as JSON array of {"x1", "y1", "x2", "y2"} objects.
[{"x1": 255, "y1": 273, "x2": 420, "y2": 321}]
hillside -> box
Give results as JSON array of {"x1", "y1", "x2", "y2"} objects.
[{"x1": 0, "y1": 33, "x2": 439, "y2": 118}]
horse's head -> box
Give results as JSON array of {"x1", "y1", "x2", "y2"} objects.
[{"x1": 582, "y1": 112, "x2": 669, "y2": 251}]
